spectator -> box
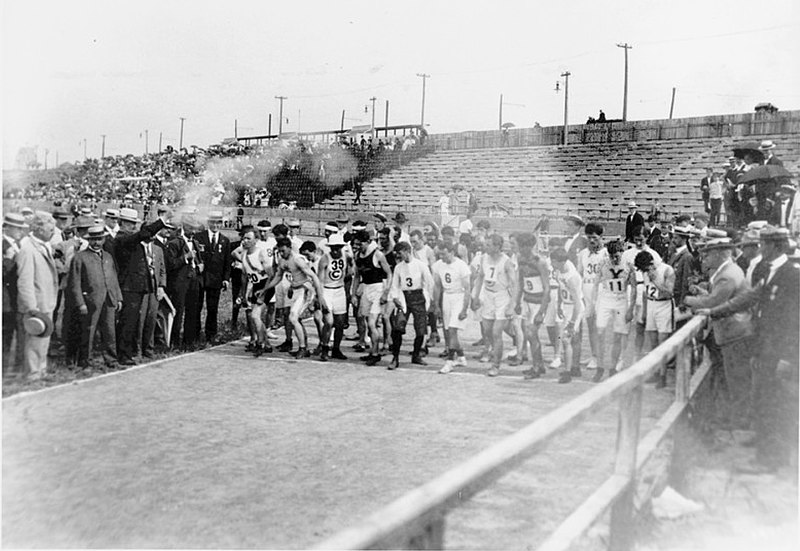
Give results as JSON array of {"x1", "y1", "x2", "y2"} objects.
[
  {"x1": 563, "y1": 214, "x2": 587, "y2": 265},
  {"x1": 15, "y1": 211, "x2": 58, "y2": 380},
  {"x1": 458, "y1": 212, "x2": 474, "y2": 237},
  {"x1": 709, "y1": 173, "x2": 725, "y2": 226},
  {"x1": 700, "y1": 167, "x2": 713, "y2": 213},
  {"x1": 438, "y1": 188, "x2": 451, "y2": 227},
  {"x1": 624, "y1": 201, "x2": 644, "y2": 243},
  {"x1": 759, "y1": 140, "x2": 783, "y2": 166},
  {"x1": 3, "y1": 213, "x2": 28, "y2": 374},
  {"x1": 195, "y1": 211, "x2": 231, "y2": 344}
]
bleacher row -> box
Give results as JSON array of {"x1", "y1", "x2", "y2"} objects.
[{"x1": 314, "y1": 134, "x2": 800, "y2": 222}]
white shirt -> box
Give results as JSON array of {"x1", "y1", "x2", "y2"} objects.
[
  {"x1": 458, "y1": 218, "x2": 473, "y2": 235},
  {"x1": 438, "y1": 195, "x2": 450, "y2": 215},
  {"x1": 432, "y1": 258, "x2": 471, "y2": 294}
]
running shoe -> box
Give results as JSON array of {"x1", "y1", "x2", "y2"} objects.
[
  {"x1": 479, "y1": 352, "x2": 491, "y2": 363},
  {"x1": 549, "y1": 356, "x2": 562, "y2": 369},
  {"x1": 487, "y1": 366, "x2": 500, "y2": 377},
  {"x1": 586, "y1": 357, "x2": 599, "y2": 370},
  {"x1": 330, "y1": 349, "x2": 348, "y2": 360},
  {"x1": 439, "y1": 361, "x2": 454, "y2": 374},
  {"x1": 455, "y1": 356, "x2": 468, "y2": 367}
]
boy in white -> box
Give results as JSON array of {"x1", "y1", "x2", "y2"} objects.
[
  {"x1": 635, "y1": 250, "x2": 675, "y2": 388},
  {"x1": 432, "y1": 241, "x2": 471, "y2": 374},
  {"x1": 576, "y1": 223, "x2": 605, "y2": 370},
  {"x1": 550, "y1": 248, "x2": 585, "y2": 384},
  {"x1": 592, "y1": 240, "x2": 636, "y2": 382}
]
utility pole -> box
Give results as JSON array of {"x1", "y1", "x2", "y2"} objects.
[
  {"x1": 416, "y1": 73, "x2": 430, "y2": 127},
  {"x1": 369, "y1": 97, "x2": 377, "y2": 138},
  {"x1": 179, "y1": 117, "x2": 186, "y2": 150},
  {"x1": 275, "y1": 96, "x2": 287, "y2": 134},
  {"x1": 44, "y1": 149, "x2": 49, "y2": 170},
  {"x1": 385, "y1": 100, "x2": 389, "y2": 137},
  {"x1": 561, "y1": 71, "x2": 571, "y2": 145},
  {"x1": 617, "y1": 43, "x2": 632, "y2": 122},
  {"x1": 341, "y1": 109, "x2": 346, "y2": 132},
  {"x1": 669, "y1": 87, "x2": 676, "y2": 119},
  {"x1": 55, "y1": 151, "x2": 59, "y2": 167},
  {"x1": 101, "y1": 134, "x2": 106, "y2": 158},
  {"x1": 83, "y1": 138, "x2": 87, "y2": 159},
  {"x1": 158, "y1": 132, "x2": 163, "y2": 152},
  {"x1": 234, "y1": 119, "x2": 238, "y2": 139},
  {"x1": 268, "y1": 113, "x2": 272, "y2": 136},
  {"x1": 144, "y1": 129, "x2": 149, "y2": 154},
  {"x1": 499, "y1": 93, "x2": 503, "y2": 130}
]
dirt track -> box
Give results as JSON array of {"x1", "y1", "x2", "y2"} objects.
[{"x1": 3, "y1": 340, "x2": 672, "y2": 549}]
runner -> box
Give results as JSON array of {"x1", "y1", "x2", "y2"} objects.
[
  {"x1": 550, "y1": 247, "x2": 585, "y2": 384},
  {"x1": 238, "y1": 227, "x2": 275, "y2": 357},
  {"x1": 471, "y1": 233, "x2": 517, "y2": 377},
  {"x1": 432, "y1": 241, "x2": 471, "y2": 374},
  {"x1": 621, "y1": 225, "x2": 662, "y2": 362},
  {"x1": 592, "y1": 240, "x2": 635, "y2": 382},
  {"x1": 351, "y1": 229, "x2": 393, "y2": 365},
  {"x1": 317, "y1": 232, "x2": 353, "y2": 361},
  {"x1": 513, "y1": 232, "x2": 551, "y2": 379},
  {"x1": 635, "y1": 250, "x2": 676, "y2": 388},
  {"x1": 388, "y1": 242, "x2": 434, "y2": 369},
  {"x1": 576, "y1": 222, "x2": 606, "y2": 371}
]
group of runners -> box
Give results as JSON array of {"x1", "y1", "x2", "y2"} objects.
[{"x1": 232, "y1": 213, "x2": 673, "y2": 384}]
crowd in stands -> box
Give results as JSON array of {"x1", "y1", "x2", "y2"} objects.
[{"x1": 10, "y1": 132, "x2": 430, "y2": 211}]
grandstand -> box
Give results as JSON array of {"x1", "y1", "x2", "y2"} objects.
[{"x1": 314, "y1": 133, "x2": 800, "y2": 222}]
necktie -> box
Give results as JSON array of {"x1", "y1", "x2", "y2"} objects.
[{"x1": 211, "y1": 233, "x2": 217, "y2": 250}]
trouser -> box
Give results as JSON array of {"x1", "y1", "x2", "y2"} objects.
[
  {"x1": 720, "y1": 337, "x2": 753, "y2": 423},
  {"x1": 3, "y1": 311, "x2": 19, "y2": 373},
  {"x1": 753, "y1": 355, "x2": 799, "y2": 469},
  {"x1": 118, "y1": 290, "x2": 157, "y2": 360},
  {"x1": 23, "y1": 330, "x2": 50, "y2": 379},
  {"x1": 391, "y1": 290, "x2": 427, "y2": 358},
  {"x1": 709, "y1": 198, "x2": 722, "y2": 226},
  {"x1": 79, "y1": 300, "x2": 117, "y2": 366},
  {"x1": 199, "y1": 287, "x2": 222, "y2": 341}
]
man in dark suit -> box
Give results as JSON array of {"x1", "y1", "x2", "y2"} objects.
[
  {"x1": 165, "y1": 218, "x2": 203, "y2": 349},
  {"x1": 668, "y1": 227, "x2": 700, "y2": 307},
  {"x1": 152, "y1": 223, "x2": 173, "y2": 348},
  {"x1": 759, "y1": 140, "x2": 783, "y2": 166},
  {"x1": 194, "y1": 211, "x2": 231, "y2": 343},
  {"x1": 563, "y1": 214, "x2": 587, "y2": 266},
  {"x1": 67, "y1": 226, "x2": 123, "y2": 369},
  {"x1": 3, "y1": 213, "x2": 28, "y2": 374},
  {"x1": 703, "y1": 227, "x2": 799, "y2": 472},
  {"x1": 624, "y1": 202, "x2": 644, "y2": 243},
  {"x1": 699, "y1": 168, "x2": 712, "y2": 213},
  {"x1": 113, "y1": 208, "x2": 168, "y2": 365}
]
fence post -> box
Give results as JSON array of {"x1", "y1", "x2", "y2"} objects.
[
  {"x1": 609, "y1": 384, "x2": 643, "y2": 551},
  {"x1": 670, "y1": 338, "x2": 696, "y2": 493}
]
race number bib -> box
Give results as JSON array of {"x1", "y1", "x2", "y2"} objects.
[
  {"x1": 607, "y1": 278, "x2": 624, "y2": 293},
  {"x1": 645, "y1": 283, "x2": 658, "y2": 300},
  {"x1": 328, "y1": 258, "x2": 345, "y2": 282},
  {"x1": 523, "y1": 276, "x2": 543, "y2": 294},
  {"x1": 484, "y1": 265, "x2": 497, "y2": 290}
]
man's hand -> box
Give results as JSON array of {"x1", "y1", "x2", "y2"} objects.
[
  {"x1": 458, "y1": 309, "x2": 468, "y2": 321},
  {"x1": 533, "y1": 311, "x2": 544, "y2": 325},
  {"x1": 564, "y1": 321, "x2": 575, "y2": 339},
  {"x1": 116, "y1": 301, "x2": 124, "y2": 312},
  {"x1": 222, "y1": 280, "x2": 229, "y2": 291},
  {"x1": 625, "y1": 309, "x2": 634, "y2": 323},
  {"x1": 156, "y1": 287, "x2": 166, "y2": 301},
  {"x1": 78, "y1": 304, "x2": 88, "y2": 315},
  {"x1": 393, "y1": 298, "x2": 403, "y2": 310},
  {"x1": 471, "y1": 296, "x2": 481, "y2": 311}
]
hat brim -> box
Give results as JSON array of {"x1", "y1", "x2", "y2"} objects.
[{"x1": 23, "y1": 312, "x2": 54, "y2": 338}]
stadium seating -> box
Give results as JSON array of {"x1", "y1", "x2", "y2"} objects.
[{"x1": 313, "y1": 134, "x2": 800, "y2": 222}]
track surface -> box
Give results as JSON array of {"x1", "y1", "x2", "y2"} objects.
[{"x1": 3, "y1": 335, "x2": 673, "y2": 549}]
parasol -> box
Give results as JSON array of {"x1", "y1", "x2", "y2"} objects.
[
  {"x1": 732, "y1": 143, "x2": 765, "y2": 163},
  {"x1": 737, "y1": 165, "x2": 793, "y2": 184}
]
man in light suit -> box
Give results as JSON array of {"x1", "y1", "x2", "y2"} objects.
[
  {"x1": 195, "y1": 211, "x2": 231, "y2": 344},
  {"x1": 563, "y1": 214, "x2": 587, "y2": 266},
  {"x1": 15, "y1": 212, "x2": 58, "y2": 380},
  {"x1": 685, "y1": 238, "x2": 754, "y2": 424},
  {"x1": 67, "y1": 226, "x2": 123, "y2": 369}
]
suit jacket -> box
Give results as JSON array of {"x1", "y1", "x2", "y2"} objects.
[
  {"x1": 165, "y1": 235, "x2": 201, "y2": 292},
  {"x1": 15, "y1": 235, "x2": 58, "y2": 314},
  {"x1": 711, "y1": 258, "x2": 800, "y2": 364},
  {"x1": 3, "y1": 234, "x2": 19, "y2": 313},
  {"x1": 625, "y1": 212, "x2": 644, "y2": 242},
  {"x1": 195, "y1": 230, "x2": 231, "y2": 289},
  {"x1": 112, "y1": 219, "x2": 166, "y2": 280},
  {"x1": 646, "y1": 227, "x2": 669, "y2": 260},
  {"x1": 565, "y1": 234, "x2": 588, "y2": 266},
  {"x1": 765, "y1": 155, "x2": 783, "y2": 167},
  {"x1": 669, "y1": 248, "x2": 698, "y2": 305},
  {"x1": 684, "y1": 260, "x2": 752, "y2": 346},
  {"x1": 67, "y1": 248, "x2": 123, "y2": 309},
  {"x1": 700, "y1": 176, "x2": 711, "y2": 199},
  {"x1": 119, "y1": 241, "x2": 167, "y2": 294}
]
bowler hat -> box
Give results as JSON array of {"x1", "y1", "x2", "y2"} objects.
[
  {"x1": 23, "y1": 311, "x2": 54, "y2": 338},
  {"x1": 3, "y1": 213, "x2": 29, "y2": 229}
]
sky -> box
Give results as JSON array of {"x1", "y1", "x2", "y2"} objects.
[{"x1": 2, "y1": 0, "x2": 799, "y2": 166}]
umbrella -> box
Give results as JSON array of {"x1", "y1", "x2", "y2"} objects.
[
  {"x1": 732, "y1": 143, "x2": 765, "y2": 163},
  {"x1": 738, "y1": 164, "x2": 793, "y2": 184},
  {"x1": 501, "y1": 122, "x2": 515, "y2": 129}
]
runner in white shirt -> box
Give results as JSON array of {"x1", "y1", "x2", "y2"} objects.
[
  {"x1": 635, "y1": 250, "x2": 675, "y2": 388},
  {"x1": 388, "y1": 241, "x2": 434, "y2": 369},
  {"x1": 471, "y1": 233, "x2": 518, "y2": 377},
  {"x1": 621, "y1": 225, "x2": 662, "y2": 360},
  {"x1": 317, "y1": 232, "x2": 353, "y2": 362},
  {"x1": 432, "y1": 241, "x2": 471, "y2": 374},
  {"x1": 576, "y1": 223, "x2": 605, "y2": 371},
  {"x1": 592, "y1": 240, "x2": 636, "y2": 381},
  {"x1": 239, "y1": 228, "x2": 275, "y2": 357},
  {"x1": 550, "y1": 248, "x2": 585, "y2": 384}
]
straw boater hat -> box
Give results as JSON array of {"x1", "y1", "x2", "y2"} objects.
[
  {"x1": 23, "y1": 311, "x2": 54, "y2": 338},
  {"x1": 336, "y1": 213, "x2": 349, "y2": 224},
  {"x1": 288, "y1": 218, "x2": 301, "y2": 228},
  {"x1": 759, "y1": 226, "x2": 790, "y2": 242},
  {"x1": 671, "y1": 226, "x2": 696, "y2": 238},
  {"x1": 3, "y1": 213, "x2": 29, "y2": 229},
  {"x1": 737, "y1": 229, "x2": 761, "y2": 247},
  {"x1": 104, "y1": 209, "x2": 119, "y2": 219},
  {"x1": 20, "y1": 207, "x2": 34, "y2": 216},
  {"x1": 52, "y1": 208, "x2": 71, "y2": 220},
  {"x1": 118, "y1": 208, "x2": 140, "y2": 223},
  {"x1": 563, "y1": 214, "x2": 584, "y2": 226},
  {"x1": 324, "y1": 221, "x2": 339, "y2": 233},
  {"x1": 207, "y1": 211, "x2": 224, "y2": 222},
  {"x1": 374, "y1": 212, "x2": 388, "y2": 223},
  {"x1": 327, "y1": 232, "x2": 346, "y2": 247},
  {"x1": 72, "y1": 216, "x2": 95, "y2": 230},
  {"x1": 698, "y1": 237, "x2": 736, "y2": 253},
  {"x1": 86, "y1": 225, "x2": 108, "y2": 239},
  {"x1": 351, "y1": 220, "x2": 367, "y2": 231},
  {"x1": 758, "y1": 140, "x2": 776, "y2": 151}
]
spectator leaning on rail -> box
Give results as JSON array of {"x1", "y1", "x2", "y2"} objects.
[
  {"x1": 15, "y1": 211, "x2": 58, "y2": 380},
  {"x1": 698, "y1": 226, "x2": 799, "y2": 473},
  {"x1": 684, "y1": 237, "x2": 754, "y2": 428}
]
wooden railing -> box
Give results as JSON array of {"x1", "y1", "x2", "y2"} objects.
[{"x1": 315, "y1": 315, "x2": 711, "y2": 551}]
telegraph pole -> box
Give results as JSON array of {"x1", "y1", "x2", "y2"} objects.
[
  {"x1": 561, "y1": 71, "x2": 571, "y2": 145},
  {"x1": 617, "y1": 43, "x2": 632, "y2": 122},
  {"x1": 83, "y1": 138, "x2": 87, "y2": 160},
  {"x1": 158, "y1": 132, "x2": 163, "y2": 153},
  {"x1": 101, "y1": 135, "x2": 106, "y2": 158},
  {"x1": 341, "y1": 110, "x2": 346, "y2": 132},
  {"x1": 44, "y1": 149, "x2": 49, "y2": 170},
  {"x1": 669, "y1": 87, "x2": 676, "y2": 119},
  {"x1": 499, "y1": 93, "x2": 503, "y2": 130},
  {"x1": 234, "y1": 119, "x2": 238, "y2": 139},
  {"x1": 144, "y1": 129, "x2": 149, "y2": 154},
  {"x1": 370, "y1": 97, "x2": 377, "y2": 138},
  {"x1": 385, "y1": 100, "x2": 389, "y2": 137},
  {"x1": 179, "y1": 117, "x2": 186, "y2": 150},
  {"x1": 416, "y1": 73, "x2": 430, "y2": 127},
  {"x1": 275, "y1": 96, "x2": 287, "y2": 134}
]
